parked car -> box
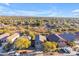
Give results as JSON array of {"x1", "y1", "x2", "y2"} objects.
[
  {"x1": 76, "y1": 53, "x2": 79, "y2": 56},
  {"x1": 58, "y1": 48, "x2": 70, "y2": 54},
  {"x1": 14, "y1": 53, "x2": 20, "y2": 56}
]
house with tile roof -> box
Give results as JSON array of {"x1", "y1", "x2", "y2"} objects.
[
  {"x1": 0, "y1": 33, "x2": 10, "y2": 42},
  {"x1": 7, "y1": 33, "x2": 20, "y2": 44}
]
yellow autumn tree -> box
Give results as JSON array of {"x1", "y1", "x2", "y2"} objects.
[
  {"x1": 3, "y1": 29, "x2": 10, "y2": 33},
  {"x1": 0, "y1": 29, "x2": 3, "y2": 34},
  {"x1": 14, "y1": 37, "x2": 31, "y2": 50},
  {"x1": 43, "y1": 41, "x2": 58, "y2": 52}
]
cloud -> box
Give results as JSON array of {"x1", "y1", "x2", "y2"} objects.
[
  {"x1": 9, "y1": 10, "x2": 57, "y2": 16},
  {"x1": 72, "y1": 9, "x2": 79, "y2": 13},
  {"x1": 12, "y1": 10, "x2": 62, "y2": 17},
  {"x1": 0, "y1": 5, "x2": 62, "y2": 17},
  {"x1": 4, "y1": 3, "x2": 10, "y2": 6},
  {"x1": 72, "y1": 9, "x2": 79, "y2": 17},
  {"x1": 0, "y1": 3, "x2": 10, "y2": 6}
]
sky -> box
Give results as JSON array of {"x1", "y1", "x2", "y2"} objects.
[{"x1": 0, "y1": 3, "x2": 79, "y2": 17}]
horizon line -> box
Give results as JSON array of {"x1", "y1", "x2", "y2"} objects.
[{"x1": 0, "y1": 15, "x2": 79, "y2": 18}]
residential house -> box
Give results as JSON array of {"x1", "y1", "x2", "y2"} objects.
[
  {"x1": 73, "y1": 32, "x2": 79, "y2": 46},
  {"x1": 33, "y1": 27, "x2": 47, "y2": 33},
  {"x1": 46, "y1": 34, "x2": 67, "y2": 47},
  {"x1": 75, "y1": 32, "x2": 79, "y2": 40},
  {"x1": 7, "y1": 33, "x2": 20, "y2": 44},
  {"x1": 0, "y1": 33, "x2": 10, "y2": 42},
  {"x1": 0, "y1": 23, "x2": 5, "y2": 28},
  {"x1": 35, "y1": 35, "x2": 46, "y2": 51},
  {"x1": 59, "y1": 32, "x2": 76, "y2": 42},
  {"x1": 46, "y1": 34, "x2": 65, "y2": 42},
  {"x1": 25, "y1": 35, "x2": 31, "y2": 41},
  {"x1": 45, "y1": 23, "x2": 56, "y2": 29}
]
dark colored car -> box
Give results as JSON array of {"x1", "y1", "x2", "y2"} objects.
[
  {"x1": 64, "y1": 49, "x2": 70, "y2": 53},
  {"x1": 76, "y1": 53, "x2": 79, "y2": 56},
  {"x1": 58, "y1": 48, "x2": 70, "y2": 54}
]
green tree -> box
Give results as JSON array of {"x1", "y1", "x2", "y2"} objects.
[
  {"x1": 29, "y1": 31, "x2": 35, "y2": 40},
  {"x1": 67, "y1": 41, "x2": 76, "y2": 47}
]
